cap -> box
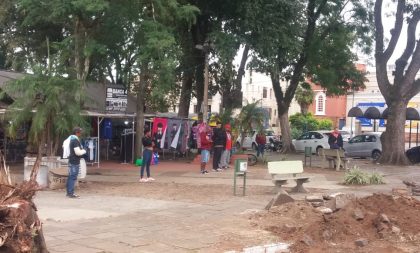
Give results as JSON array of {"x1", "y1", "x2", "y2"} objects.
[{"x1": 224, "y1": 124, "x2": 231, "y2": 130}]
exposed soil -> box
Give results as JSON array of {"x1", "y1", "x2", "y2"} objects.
[{"x1": 250, "y1": 193, "x2": 420, "y2": 253}]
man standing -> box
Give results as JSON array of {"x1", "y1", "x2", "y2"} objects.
[
  {"x1": 200, "y1": 125, "x2": 212, "y2": 174},
  {"x1": 212, "y1": 121, "x2": 226, "y2": 172},
  {"x1": 328, "y1": 128, "x2": 343, "y2": 149},
  {"x1": 219, "y1": 124, "x2": 232, "y2": 169},
  {"x1": 66, "y1": 127, "x2": 86, "y2": 198},
  {"x1": 256, "y1": 130, "x2": 266, "y2": 158}
]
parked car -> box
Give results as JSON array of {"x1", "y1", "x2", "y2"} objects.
[
  {"x1": 343, "y1": 133, "x2": 382, "y2": 160},
  {"x1": 406, "y1": 146, "x2": 420, "y2": 164},
  {"x1": 236, "y1": 130, "x2": 278, "y2": 150},
  {"x1": 292, "y1": 131, "x2": 330, "y2": 155}
]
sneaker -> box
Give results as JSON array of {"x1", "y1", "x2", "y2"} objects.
[
  {"x1": 201, "y1": 170, "x2": 209, "y2": 174},
  {"x1": 213, "y1": 168, "x2": 223, "y2": 172},
  {"x1": 66, "y1": 194, "x2": 80, "y2": 199},
  {"x1": 146, "y1": 177, "x2": 155, "y2": 181},
  {"x1": 139, "y1": 178, "x2": 147, "y2": 183}
]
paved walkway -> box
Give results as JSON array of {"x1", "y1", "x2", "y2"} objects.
[{"x1": 10, "y1": 152, "x2": 420, "y2": 252}]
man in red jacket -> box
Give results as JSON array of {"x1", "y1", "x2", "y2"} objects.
[
  {"x1": 199, "y1": 125, "x2": 212, "y2": 174},
  {"x1": 256, "y1": 130, "x2": 266, "y2": 158}
]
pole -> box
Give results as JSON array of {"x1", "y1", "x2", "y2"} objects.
[
  {"x1": 350, "y1": 86, "x2": 355, "y2": 137},
  {"x1": 416, "y1": 123, "x2": 419, "y2": 146},
  {"x1": 203, "y1": 47, "x2": 209, "y2": 123},
  {"x1": 409, "y1": 120, "x2": 412, "y2": 148},
  {"x1": 132, "y1": 117, "x2": 135, "y2": 163}
]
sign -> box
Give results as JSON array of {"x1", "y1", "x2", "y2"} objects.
[
  {"x1": 239, "y1": 161, "x2": 248, "y2": 172},
  {"x1": 106, "y1": 87, "x2": 127, "y2": 112}
]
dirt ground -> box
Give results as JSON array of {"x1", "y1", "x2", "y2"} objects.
[
  {"x1": 250, "y1": 194, "x2": 420, "y2": 253},
  {"x1": 50, "y1": 179, "x2": 420, "y2": 253}
]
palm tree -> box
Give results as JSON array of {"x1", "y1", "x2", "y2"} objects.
[
  {"x1": 2, "y1": 70, "x2": 88, "y2": 180},
  {"x1": 295, "y1": 85, "x2": 314, "y2": 115},
  {"x1": 236, "y1": 101, "x2": 266, "y2": 148}
]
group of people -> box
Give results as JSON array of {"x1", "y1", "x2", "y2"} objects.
[{"x1": 198, "y1": 121, "x2": 233, "y2": 174}]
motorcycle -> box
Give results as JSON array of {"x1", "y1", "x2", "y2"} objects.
[{"x1": 265, "y1": 137, "x2": 282, "y2": 152}]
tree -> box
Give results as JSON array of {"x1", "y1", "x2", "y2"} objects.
[
  {"x1": 295, "y1": 84, "x2": 315, "y2": 114},
  {"x1": 375, "y1": 0, "x2": 420, "y2": 165},
  {"x1": 2, "y1": 70, "x2": 88, "y2": 162},
  {"x1": 235, "y1": 101, "x2": 266, "y2": 148},
  {"x1": 244, "y1": 0, "x2": 370, "y2": 153}
]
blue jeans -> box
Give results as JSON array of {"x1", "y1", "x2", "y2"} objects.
[
  {"x1": 141, "y1": 149, "x2": 152, "y2": 178},
  {"x1": 66, "y1": 163, "x2": 80, "y2": 196},
  {"x1": 257, "y1": 144, "x2": 265, "y2": 157}
]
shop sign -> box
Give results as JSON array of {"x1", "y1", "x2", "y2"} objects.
[{"x1": 106, "y1": 87, "x2": 127, "y2": 112}]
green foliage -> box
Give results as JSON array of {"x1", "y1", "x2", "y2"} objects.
[
  {"x1": 318, "y1": 119, "x2": 333, "y2": 130},
  {"x1": 343, "y1": 167, "x2": 369, "y2": 185},
  {"x1": 289, "y1": 113, "x2": 319, "y2": 132},
  {"x1": 236, "y1": 101, "x2": 266, "y2": 147},
  {"x1": 291, "y1": 127, "x2": 303, "y2": 140},
  {"x1": 1, "y1": 69, "x2": 88, "y2": 154},
  {"x1": 289, "y1": 113, "x2": 333, "y2": 134},
  {"x1": 369, "y1": 171, "x2": 385, "y2": 184},
  {"x1": 343, "y1": 167, "x2": 386, "y2": 185},
  {"x1": 295, "y1": 85, "x2": 314, "y2": 107}
]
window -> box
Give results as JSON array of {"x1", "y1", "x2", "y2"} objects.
[
  {"x1": 315, "y1": 92, "x2": 326, "y2": 115},
  {"x1": 365, "y1": 135, "x2": 376, "y2": 142},
  {"x1": 193, "y1": 105, "x2": 198, "y2": 113},
  {"x1": 270, "y1": 89, "x2": 273, "y2": 99},
  {"x1": 298, "y1": 133, "x2": 311, "y2": 140},
  {"x1": 263, "y1": 87, "x2": 267, "y2": 98}
]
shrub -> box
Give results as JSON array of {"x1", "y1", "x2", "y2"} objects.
[
  {"x1": 344, "y1": 167, "x2": 386, "y2": 185},
  {"x1": 344, "y1": 167, "x2": 369, "y2": 185},
  {"x1": 369, "y1": 171, "x2": 385, "y2": 184},
  {"x1": 291, "y1": 127, "x2": 303, "y2": 139},
  {"x1": 318, "y1": 119, "x2": 333, "y2": 130}
]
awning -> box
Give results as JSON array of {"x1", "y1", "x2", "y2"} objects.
[
  {"x1": 348, "y1": 106, "x2": 387, "y2": 119},
  {"x1": 348, "y1": 106, "x2": 420, "y2": 120}
]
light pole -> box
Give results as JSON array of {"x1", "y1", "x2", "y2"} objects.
[
  {"x1": 196, "y1": 41, "x2": 211, "y2": 123},
  {"x1": 350, "y1": 84, "x2": 355, "y2": 137},
  {"x1": 122, "y1": 120, "x2": 129, "y2": 164}
]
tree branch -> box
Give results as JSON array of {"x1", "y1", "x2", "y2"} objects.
[
  {"x1": 383, "y1": 0, "x2": 405, "y2": 61},
  {"x1": 396, "y1": 11, "x2": 420, "y2": 84},
  {"x1": 404, "y1": 41, "x2": 420, "y2": 95}
]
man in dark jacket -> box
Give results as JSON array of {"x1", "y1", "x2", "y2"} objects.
[
  {"x1": 212, "y1": 121, "x2": 226, "y2": 171},
  {"x1": 328, "y1": 128, "x2": 343, "y2": 149},
  {"x1": 66, "y1": 127, "x2": 86, "y2": 198}
]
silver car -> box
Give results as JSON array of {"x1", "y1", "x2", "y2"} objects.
[{"x1": 343, "y1": 133, "x2": 382, "y2": 160}]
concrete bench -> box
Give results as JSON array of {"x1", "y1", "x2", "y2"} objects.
[
  {"x1": 322, "y1": 149, "x2": 349, "y2": 171},
  {"x1": 267, "y1": 161, "x2": 310, "y2": 193}
]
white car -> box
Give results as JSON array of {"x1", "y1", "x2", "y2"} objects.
[
  {"x1": 236, "y1": 130, "x2": 277, "y2": 150},
  {"x1": 292, "y1": 131, "x2": 330, "y2": 155}
]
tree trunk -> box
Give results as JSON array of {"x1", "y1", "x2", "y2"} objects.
[
  {"x1": 300, "y1": 104, "x2": 309, "y2": 115},
  {"x1": 195, "y1": 54, "x2": 205, "y2": 114},
  {"x1": 135, "y1": 64, "x2": 148, "y2": 159},
  {"x1": 378, "y1": 101, "x2": 410, "y2": 165},
  {"x1": 178, "y1": 73, "x2": 193, "y2": 118},
  {"x1": 279, "y1": 109, "x2": 295, "y2": 153}
]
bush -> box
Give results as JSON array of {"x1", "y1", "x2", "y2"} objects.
[
  {"x1": 344, "y1": 167, "x2": 369, "y2": 185},
  {"x1": 289, "y1": 113, "x2": 333, "y2": 134},
  {"x1": 291, "y1": 127, "x2": 303, "y2": 139},
  {"x1": 344, "y1": 167, "x2": 386, "y2": 185},
  {"x1": 318, "y1": 119, "x2": 333, "y2": 130},
  {"x1": 369, "y1": 171, "x2": 385, "y2": 184}
]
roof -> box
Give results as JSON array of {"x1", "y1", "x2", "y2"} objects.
[{"x1": 0, "y1": 70, "x2": 138, "y2": 117}]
